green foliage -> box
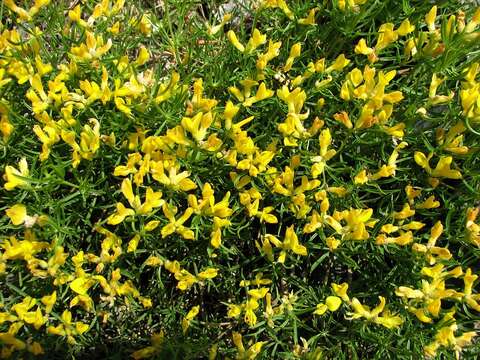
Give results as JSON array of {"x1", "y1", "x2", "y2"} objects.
[{"x1": 1, "y1": 0, "x2": 480, "y2": 359}]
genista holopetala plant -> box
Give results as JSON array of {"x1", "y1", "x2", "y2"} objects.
[{"x1": 0, "y1": 0, "x2": 480, "y2": 358}]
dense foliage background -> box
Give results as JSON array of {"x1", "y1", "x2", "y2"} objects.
[{"x1": 1, "y1": 0, "x2": 480, "y2": 359}]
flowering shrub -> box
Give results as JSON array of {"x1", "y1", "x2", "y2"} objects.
[{"x1": 1, "y1": 0, "x2": 480, "y2": 358}]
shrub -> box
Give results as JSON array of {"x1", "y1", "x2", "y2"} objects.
[{"x1": 1, "y1": 0, "x2": 480, "y2": 359}]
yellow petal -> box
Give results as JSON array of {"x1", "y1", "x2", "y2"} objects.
[
  {"x1": 70, "y1": 277, "x2": 95, "y2": 295},
  {"x1": 374, "y1": 314, "x2": 403, "y2": 329},
  {"x1": 127, "y1": 234, "x2": 141, "y2": 252},
  {"x1": 144, "y1": 256, "x2": 163, "y2": 267},
  {"x1": 425, "y1": 6, "x2": 437, "y2": 32},
  {"x1": 313, "y1": 303, "x2": 328, "y2": 315},
  {"x1": 354, "y1": 169, "x2": 369, "y2": 184},
  {"x1": 227, "y1": 30, "x2": 245, "y2": 53},
  {"x1": 325, "y1": 296, "x2": 342, "y2": 311},
  {"x1": 121, "y1": 178, "x2": 135, "y2": 206},
  {"x1": 197, "y1": 268, "x2": 218, "y2": 280},
  {"x1": 144, "y1": 220, "x2": 160, "y2": 232},
  {"x1": 6, "y1": 204, "x2": 27, "y2": 225},
  {"x1": 414, "y1": 151, "x2": 430, "y2": 170},
  {"x1": 332, "y1": 283, "x2": 350, "y2": 302}
]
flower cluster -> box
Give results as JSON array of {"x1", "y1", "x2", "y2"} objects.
[{"x1": 1, "y1": 0, "x2": 480, "y2": 358}]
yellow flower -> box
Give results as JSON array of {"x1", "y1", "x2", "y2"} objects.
[
  {"x1": 70, "y1": 31, "x2": 112, "y2": 62},
  {"x1": 181, "y1": 112, "x2": 213, "y2": 143},
  {"x1": 311, "y1": 128, "x2": 336, "y2": 178},
  {"x1": 227, "y1": 304, "x2": 243, "y2": 318},
  {"x1": 5, "y1": 0, "x2": 33, "y2": 21},
  {"x1": 347, "y1": 296, "x2": 403, "y2": 329},
  {"x1": 257, "y1": 207, "x2": 278, "y2": 224},
  {"x1": 127, "y1": 234, "x2": 141, "y2": 252},
  {"x1": 233, "y1": 331, "x2": 266, "y2": 359},
  {"x1": 151, "y1": 163, "x2": 197, "y2": 192},
  {"x1": 405, "y1": 185, "x2": 421, "y2": 204},
  {"x1": 1, "y1": 234, "x2": 50, "y2": 263},
  {"x1": 375, "y1": 231, "x2": 413, "y2": 246},
  {"x1": 431, "y1": 157, "x2": 462, "y2": 179},
  {"x1": 396, "y1": 19, "x2": 415, "y2": 36},
  {"x1": 227, "y1": 30, "x2": 245, "y2": 53},
  {"x1": 245, "y1": 28, "x2": 267, "y2": 54},
  {"x1": 333, "y1": 112, "x2": 353, "y2": 129},
  {"x1": 210, "y1": 217, "x2": 231, "y2": 248},
  {"x1": 5, "y1": 204, "x2": 27, "y2": 226},
  {"x1": 331, "y1": 283, "x2": 350, "y2": 303},
  {"x1": 326, "y1": 236, "x2": 341, "y2": 251},
  {"x1": 68, "y1": 5, "x2": 88, "y2": 27},
  {"x1": 263, "y1": 226, "x2": 307, "y2": 263},
  {"x1": 22, "y1": 307, "x2": 47, "y2": 330},
  {"x1": 260, "y1": 0, "x2": 294, "y2": 19},
  {"x1": 369, "y1": 141, "x2": 408, "y2": 180},
  {"x1": 417, "y1": 196, "x2": 440, "y2": 209},
  {"x1": 135, "y1": 46, "x2": 150, "y2": 66},
  {"x1": 414, "y1": 151, "x2": 463, "y2": 179},
  {"x1": 355, "y1": 38, "x2": 374, "y2": 56},
  {"x1": 41, "y1": 291, "x2": 57, "y2": 313},
  {"x1": 313, "y1": 303, "x2": 328, "y2": 315},
  {"x1": 284, "y1": 43, "x2": 302, "y2": 72},
  {"x1": 393, "y1": 203, "x2": 415, "y2": 220},
  {"x1": 137, "y1": 188, "x2": 164, "y2": 215},
  {"x1": 326, "y1": 296, "x2": 342, "y2": 311},
  {"x1": 466, "y1": 207, "x2": 480, "y2": 246},
  {"x1": 326, "y1": 208, "x2": 375, "y2": 241},
  {"x1": 382, "y1": 123, "x2": 405, "y2": 138},
  {"x1": 182, "y1": 305, "x2": 200, "y2": 334},
  {"x1": 154, "y1": 72, "x2": 182, "y2": 104},
  {"x1": 107, "y1": 202, "x2": 136, "y2": 225},
  {"x1": 240, "y1": 274, "x2": 272, "y2": 287},
  {"x1": 144, "y1": 256, "x2": 164, "y2": 267},
  {"x1": 34, "y1": 55, "x2": 53, "y2": 76},
  {"x1": 160, "y1": 204, "x2": 195, "y2": 240},
  {"x1": 79, "y1": 118, "x2": 101, "y2": 160},
  {"x1": 108, "y1": 21, "x2": 121, "y2": 34},
  {"x1": 3, "y1": 157, "x2": 29, "y2": 191},
  {"x1": 47, "y1": 310, "x2": 89, "y2": 344},
  {"x1": 139, "y1": 14, "x2": 153, "y2": 35},
  {"x1": 464, "y1": 7, "x2": 480, "y2": 33},
  {"x1": 429, "y1": 73, "x2": 444, "y2": 99},
  {"x1": 424, "y1": 313, "x2": 476, "y2": 359},
  {"x1": 354, "y1": 169, "x2": 369, "y2": 185},
  {"x1": 242, "y1": 83, "x2": 274, "y2": 107},
  {"x1": 237, "y1": 151, "x2": 275, "y2": 177},
  {"x1": 164, "y1": 261, "x2": 199, "y2": 291},
  {"x1": 425, "y1": 6, "x2": 437, "y2": 32},
  {"x1": 70, "y1": 277, "x2": 96, "y2": 295},
  {"x1": 197, "y1": 268, "x2": 219, "y2": 280},
  {"x1": 257, "y1": 40, "x2": 282, "y2": 71},
  {"x1": 0, "y1": 332, "x2": 25, "y2": 351},
  {"x1": 338, "y1": 0, "x2": 368, "y2": 11},
  {"x1": 33, "y1": 124, "x2": 60, "y2": 161},
  {"x1": 412, "y1": 221, "x2": 452, "y2": 264},
  {"x1": 144, "y1": 220, "x2": 160, "y2": 232},
  {"x1": 70, "y1": 294, "x2": 94, "y2": 312},
  {"x1": 303, "y1": 202, "x2": 327, "y2": 233},
  {"x1": 298, "y1": 9, "x2": 316, "y2": 26},
  {"x1": 0, "y1": 107, "x2": 13, "y2": 141},
  {"x1": 462, "y1": 268, "x2": 480, "y2": 311},
  {"x1": 207, "y1": 13, "x2": 232, "y2": 36},
  {"x1": 326, "y1": 54, "x2": 350, "y2": 73},
  {"x1": 375, "y1": 23, "x2": 398, "y2": 52},
  {"x1": 11, "y1": 297, "x2": 47, "y2": 329}
]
